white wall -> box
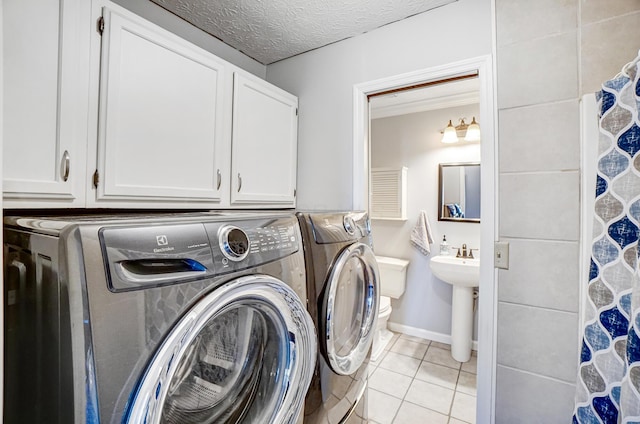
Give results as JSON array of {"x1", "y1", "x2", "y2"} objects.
[
  {"x1": 371, "y1": 104, "x2": 480, "y2": 339},
  {"x1": 112, "y1": 0, "x2": 266, "y2": 78},
  {"x1": 0, "y1": 0, "x2": 4, "y2": 417},
  {"x1": 266, "y1": 0, "x2": 492, "y2": 210},
  {"x1": 491, "y1": 1, "x2": 640, "y2": 421}
]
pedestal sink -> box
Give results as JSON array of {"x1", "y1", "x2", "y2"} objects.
[{"x1": 429, "y1": 255, "x2": 479, "y2": 362}]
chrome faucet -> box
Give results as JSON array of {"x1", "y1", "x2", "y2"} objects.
[{"x1": 456, "y1": 243, "x2": 474, "y2": 259}]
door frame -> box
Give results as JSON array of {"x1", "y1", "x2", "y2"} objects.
[
  {"x1": 579, "y1": 93, "x2": 599, "y2": 332},
  {"x1": 1, "y1": 0, "x2": 4, "y2": 418},
  {"x1": 352, "y1": 55, "x2": 497, "y2": 423}
]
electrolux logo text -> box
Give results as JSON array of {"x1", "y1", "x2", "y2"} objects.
[{"x1": 154, "y1": 235, "x2": 174, "y2": 253}]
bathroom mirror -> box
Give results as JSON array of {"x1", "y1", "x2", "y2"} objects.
[{"x1": 438, "y1": 162, "x2": 481, "y2": 223}]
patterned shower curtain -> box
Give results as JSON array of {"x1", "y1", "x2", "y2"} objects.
[{"x1": 574, "y1": 52, "x2": 640, "y2": 424}]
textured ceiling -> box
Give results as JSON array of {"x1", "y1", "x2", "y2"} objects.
[{"x1": 150, "y1": 0, "x2": 456, "y2": 65}]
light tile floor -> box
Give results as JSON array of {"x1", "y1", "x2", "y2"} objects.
[{"x1": 368, "y1": 333, "x2": 477, "y2": 424}]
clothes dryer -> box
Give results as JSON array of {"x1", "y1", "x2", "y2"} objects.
[
  {"x1": 3, "y1": 212, "x2": 316, "y2": 424},
  {"x1": 297, "y1": 212, "x2": 379, "y2": 424}
]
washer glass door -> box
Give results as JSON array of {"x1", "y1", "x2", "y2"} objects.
[
  {"x1": 323, "y1": 242, "x2": 379, "y2": 375},
  {"x1": 124, "y1": 275, "x2": 316, "y2": 424}
]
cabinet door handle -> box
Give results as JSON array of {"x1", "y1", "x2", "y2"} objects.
[
  {"x1": 61, "y1": 150, "x2": 70, "y2": 182},
  {"x1": 216, "y1": 169, "x2": 222, "y2": 190},
  {"x1": 237, "y1": 173, "x2": 242, "y2": 192}
]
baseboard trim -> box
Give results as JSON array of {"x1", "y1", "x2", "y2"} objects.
[{"x1": 387, "y1": 322, "x2": 479, "y2": 351}]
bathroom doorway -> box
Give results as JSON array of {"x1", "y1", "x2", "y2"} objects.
[{"x1": 352, "y1": 56, "x2": 496, "y2": 422}]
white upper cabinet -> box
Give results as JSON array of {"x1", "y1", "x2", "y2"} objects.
[
  {"x1": 3, "y1": 0, "x2": 90, "y2": 207},
  {"x1": 88, "y1": 3, "x2": 231, "y2": 207},
  {"x1": 3, "y1": 0, "x2": 298, "y2": 209},
  {"x1": 231, "y1": 72, "x2": 298, "y2": 207}
]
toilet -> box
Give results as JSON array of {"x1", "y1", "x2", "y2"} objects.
[{"x1": 372, "y1": 256, "x2": 410, "y2": 361}]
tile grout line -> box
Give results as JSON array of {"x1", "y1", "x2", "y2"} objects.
[
  {"x1": 390, "y1": 340, "x2": 426, "y2": 424},
  {"x1": 448, "y1": 367, "x2": 462, "y2": 420},
  {"x1": 373, "y1": 333, "x2": 477, "y2": 424},
  {"x1": 404, "y1": 341, "x2": 450, "y2": 422},
  {"x1": 381, "y1": 334, "x2": 427, "y2": 423}
]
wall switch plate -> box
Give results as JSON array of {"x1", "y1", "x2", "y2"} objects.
[{"x1": 495, "y1": 241, "x2": 509, "y2": 269}]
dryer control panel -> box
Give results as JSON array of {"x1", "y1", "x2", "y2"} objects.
[
  {"x1": 100, "y1": 216, "x2": 300, "y2": 291},
  {"x1": 205, "y1": 219, "x2": 300, "y2": 275},
  {"x1": 309, "y1": 211, "x2": 371, "y2": 244}
]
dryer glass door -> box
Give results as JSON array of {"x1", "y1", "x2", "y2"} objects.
[
  {"x1": 124, "y1": 275, "x2": 316, "y2": 424},
  {"x1": 323, "y1": 243, "x2": 379, "y2": 375}
]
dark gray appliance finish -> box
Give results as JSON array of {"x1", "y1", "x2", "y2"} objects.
[
  {"x1": 297, "y1": 211, "x2": 379, "y2": 424},
  {"x1": 3, "y1": 212, "x2": 316, "y2": 424}
]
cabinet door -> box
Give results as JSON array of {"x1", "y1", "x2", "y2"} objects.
[
  {"x1": 2, "y1": 0, "x2": 89, "y2": 207},
  {"x1": 231, "y1": 72, "x2": 298, "y2": 206},
  {"x1": 92, "y1": 6, "x2": 229, "y2": 206}
]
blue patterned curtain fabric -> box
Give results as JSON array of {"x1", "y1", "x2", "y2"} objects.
[{"x1": 574, "y1": 52, "x2": 640, "y2": 424}]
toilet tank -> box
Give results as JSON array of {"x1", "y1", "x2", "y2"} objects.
[{"x1": 375, "y1": 256, "x2": 410, "y2": 298}]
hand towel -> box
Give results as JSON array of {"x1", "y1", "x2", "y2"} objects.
[{"x1": 411, "y1": 210, "x2": 434, "y2": 255}]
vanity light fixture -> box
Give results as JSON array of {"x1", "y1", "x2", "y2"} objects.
[
  {"x1": 440, "y1": 117, "x2": 481, "y2": 143},
  {"x1": 441, "y1": 120, "x2": 459, "y2": 143},
  {"x1": 464, "y1": 117, "x2": 481, "y2": 142}
]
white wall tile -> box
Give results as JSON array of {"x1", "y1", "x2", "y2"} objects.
[
  {"x1": 495, "y1": 365, "x2": 576, "y2": 424},
  {"x1": 499, "y1": 172, "x2": 580, "y2": 241},
  {"x1": 497, "y1": 32, "x2": 578, "y2": 109},
  {"x1": 494, "y1": 0, "x2": 587, "y2": 421},
  {"x1": 581, "y1": 0, "x2": 640, "y2": 25},
  {"x1": 497, "y1": 302, "x2": 578, "y2": 382},
  {"x1": 496, "y1": 0, "x2": 577, "y2": 46},
  {"x1": 499, "y1": 100, "x2": 580, "y2": 172},
  {"x1": 581, "y1": 12, "x2": 640, "y2": 95},
  {"x1": 498, "y1": 239, "x2": 579, "y2": 312}
]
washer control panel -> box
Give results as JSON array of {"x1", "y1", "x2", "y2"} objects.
[
  {"x1": 218, "y1": 225, "x2": 250, "y2": 262},
  {"x1": 100, "y1": 215, "x2": 301, "y2": 291},
  {"x1": 343, "y1": 216, "x2": 356, "y2": 235},
  {"x1": 252, "y1": 224, "x2": 298, "y2": 254},
  {"x1": 205, "y1": 217, "x2": 300, "y2": 274}
]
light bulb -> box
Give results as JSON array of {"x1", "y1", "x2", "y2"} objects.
[
  {"x1": 464, "y1": 117, "x2": 481, "y2": 142},
  {"x1": 442, "y1": 120, "x2": 459, "y2": 143}
]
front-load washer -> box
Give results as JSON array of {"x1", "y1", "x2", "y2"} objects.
[
  {"x1": 296, "y1": 212, "x2": 379, "y2": 424},
  {"x1": 3, "y1": 212, "x2": 316, "y2": 424}
]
